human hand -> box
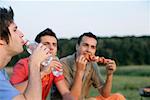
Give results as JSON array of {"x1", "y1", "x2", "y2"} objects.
[
  {"x1": 83, "y1": 52, "x2": 106, "y2": 64},
  {"x1": 41, "y1": 57, "x2": 63, "y2": 75},
  {"x1": 29, "y1": 43, "x2": 51, "y2": 68},
  {"x1": 105, "y1": 59, "x2": 116, "y2": 75},
  {"x1": 76, "y1": 55, "x2": 88, "y2": 72}
]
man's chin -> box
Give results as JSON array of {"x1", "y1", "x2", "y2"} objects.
[{"x1": 17, "y1": 48, "x2": 24, "y2": 54}]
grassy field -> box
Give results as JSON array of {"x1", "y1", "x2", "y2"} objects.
[
  {"x1": 6, "y1": 65, "x2": 150, "y2": 100},
  {"x1": 89, "y1": 65, "x2": 150, "y2": 100}
]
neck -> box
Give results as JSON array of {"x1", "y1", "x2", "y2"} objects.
[{"x1": 0, "y1": 49, "x2": 12, "y2": 69}]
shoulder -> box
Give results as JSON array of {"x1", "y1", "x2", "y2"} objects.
[
  {"x1": 60, "y1": 54, "x2": 75, "y2": 63},
  {"x1": 15, "y1": 57, "x2": 29, "y2": 68},
  {"x1": 13, "y1": 57, "x2": 29, "y2": 73},
  {"x1": 0, "y1": 69, "x2": 8, "y2": 80},
  {"x1": 18, "y1": 57, "x2": 29, "y2": 64}
]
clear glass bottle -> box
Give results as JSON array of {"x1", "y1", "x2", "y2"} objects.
[{"x1": 25, "y1": 40, "x2": 63, "y2": 77}]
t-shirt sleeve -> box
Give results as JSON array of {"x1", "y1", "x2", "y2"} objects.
[
  {"x1": 0, "y1": 70, "x2": 20, "y2": 100},
  {"x1": 91, "y1": 62, "x2": 105, "y2": 89},
  {"x1": 10, "y1": 58, "x2": 28, "y2": 85},
  {"x1": 0, "y1": 80, "x2": 20, "y2": 100},
  {"x1": 54, "y1": 74, "x2": 64, "y2": 83}
]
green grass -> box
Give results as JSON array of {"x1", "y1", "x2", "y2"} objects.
[
  {"x1": 7, "y1": 65, "x2": 150, "y2": 100},
  {"x1": 100, "y1": 65, "x2": 150, "y2": 76},
  {"x1": 46, "y1": 65, "x2": 150, "y2": 100},
  {"x1": 113, "y1": 75, "x2": 149, "y2": 100},
  {"x1": 90, "y1": 75, "x2": 150, "y2": 100},
  {"x1": 89, "y1": 65, "x2": 150, "y2": 100}
]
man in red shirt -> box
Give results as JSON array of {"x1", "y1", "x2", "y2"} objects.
[{"x1": 10, "y1": 28, "x2": 73, "y2": 100}]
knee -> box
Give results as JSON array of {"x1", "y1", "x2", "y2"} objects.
[
  {"x1": 85, "y1": 97, "x2": 97, "y2": 100},
  {"x1": 112, "y1": 93, "x2": 126, "y2": 100}
]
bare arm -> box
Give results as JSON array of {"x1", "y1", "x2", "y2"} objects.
[
  {"x1": 98, "y1": 59, "x2": 116, "y2": 97},
  {"x1": 70, "y1": 71, "x2": 84, "y2": 99},
  {"x1": 13, "y1": 61, "x2": 42, "y2": 100},
  {"x1": 69, "y1": 55, "x2": 87, "y2": 99},
  {"x1": 13, "y1": 80, "x2": 28, "y2": 93},
  {"x1": 99, "y1": 74, "x2": 113, "y2": 97},
  {"x1": 56, "y1": 79, "x2": 74, "y2": 100},
  {"x1": 12, "y1": 69, "x2": 48, "y2": 93},
  {"x1": 13, "y1": 43, "x2": 50, "y2": 100},
  {"x1": 56, "y1": 80, "x2": 70, "y2": 95}
]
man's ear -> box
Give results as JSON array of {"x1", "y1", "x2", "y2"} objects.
[
  {"x1": 0, "y1": 39, "x2": 5, "y2": 45},
  {"x1": 75, "y1": 44, "x2": 78, "y2": 51}
]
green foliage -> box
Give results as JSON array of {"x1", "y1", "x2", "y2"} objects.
[
  {"x1": 97, "y1": 36, "x2": 150, "y2": 65},
  {"x1": 8, "y1": 36, "x2": 150, "y2": 66},
  {"x1": 58, "y1": 38, "x2": 76, "y2": 58}
]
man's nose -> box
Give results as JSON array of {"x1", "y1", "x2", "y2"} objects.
[
  {"x1": 87, "y1": 47, "x2": 91, "y2": 52},
  {"x1": 18, "y1": 30, "x2": 24, "y2": 38},
  {"x1": 47, "y1": 44, "x2": 54, "y2": 50}
]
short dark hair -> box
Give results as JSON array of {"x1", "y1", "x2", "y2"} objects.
[
  {"x1": 77, "y1": 32, "x2": 97, "y2": 45},
  {"x1": 0, "y1": 7, "x2": 14, "y2": 44},
  {"x1": 35, "y1": 28, "x2": 58, "y2": 43}
]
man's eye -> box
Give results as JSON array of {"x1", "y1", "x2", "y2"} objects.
[
  {"x1": 53, "y1": 43, "x2": 57, "y2": 47},
  {"x1": 43, "y1": 43, "x2": 48, "y2": 45},
  {"x1": 91, "y1": 46, "x2": 96, "y2": 49}
]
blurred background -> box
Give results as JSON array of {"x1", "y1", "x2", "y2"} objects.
[{"x1": 1, "y1": 0, "x2": 150, "y2": 100}]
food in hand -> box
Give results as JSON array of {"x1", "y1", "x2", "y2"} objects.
[{"x1": 84, "y1": 52, "x2": 108, "y2": 64}]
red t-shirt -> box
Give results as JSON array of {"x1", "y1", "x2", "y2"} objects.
[{"x1": 10, "y1": 58, "x2": 64, "y2": 100}]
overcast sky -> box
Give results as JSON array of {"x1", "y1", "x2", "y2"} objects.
[{"x1": 1, "y1": 0, "x2": 150, "y2": 40}]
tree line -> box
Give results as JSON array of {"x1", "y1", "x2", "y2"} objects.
[{"x1": 7, "y1": 36, "x2": 150, "y2": 66}]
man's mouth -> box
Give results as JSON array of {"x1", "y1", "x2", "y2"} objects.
[
  {"x1": 22, "y1": 40, "x2": 28, "y2": 45},
  {"x1": 83, "y1": 52, "x2": 108, "y2": 64}
]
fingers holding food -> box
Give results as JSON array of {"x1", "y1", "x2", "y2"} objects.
[{"x1": 83, "y1": 52, "x2": 109, "y2": 64}]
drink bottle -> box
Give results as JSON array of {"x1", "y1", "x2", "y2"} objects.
[{"x1": 25, "y1": 41, "x2": 63, "y2": 77}]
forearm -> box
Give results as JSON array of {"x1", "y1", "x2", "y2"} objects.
[
  {"x1": 100, "y1": 74, "x2": 113, "y2": 97},
  {"x1": 70, "y1": 71, "x2": 84, "y2": 99},
  {"x1": 62, "y1": 92, "x2": 74, "y2": 100},
  {"x1": 55, "y1": 79, "x2": 74, "y2": 100},
  {"x1": 24, "y1": 63, "x2": 42, "y2": 100},
  {"x1": 13, "y1": 71, "x2": 45, "y2": 93},
  {"x1": 13, "y1": 80, "x2": 28, "y2": 93}
]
